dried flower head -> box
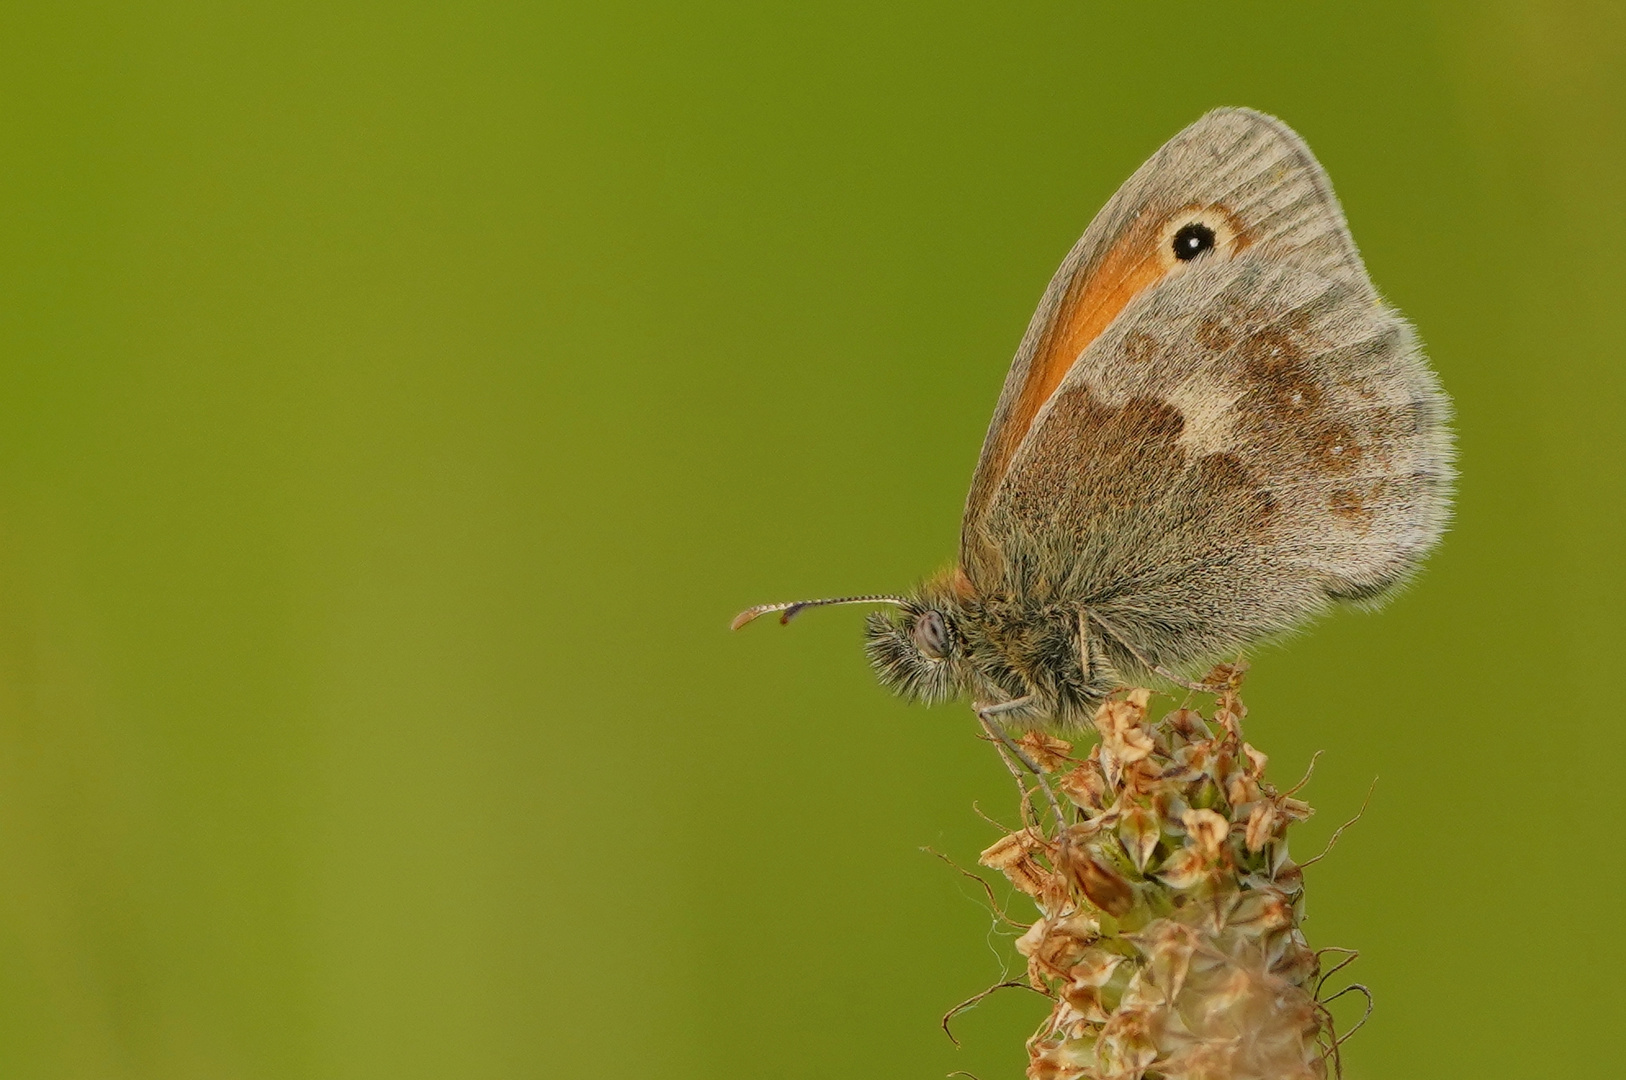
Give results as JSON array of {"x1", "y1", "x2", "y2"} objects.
[{"x1": 965, "y1": 674, "x2": 1360, "y2": 1080}]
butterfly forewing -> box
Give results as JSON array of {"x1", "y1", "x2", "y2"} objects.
[{"x1": 960, "y1": 108, "x2": 1452, "y2": 671}]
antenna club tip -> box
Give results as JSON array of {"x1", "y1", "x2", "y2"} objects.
[{"x1": 729, "y1": 609, "x2": 761, "y2": 631}]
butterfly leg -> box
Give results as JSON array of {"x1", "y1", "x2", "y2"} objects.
[
  {"x1": 1081, "y1": 607, "x2": 1217, "y2": 696},
  {"x1": 1077, "y1": 609, "x2": 1095, "y2": 685},
  {"x1": 974, "y1": 697, "x2": 1065, "y2": 828}
]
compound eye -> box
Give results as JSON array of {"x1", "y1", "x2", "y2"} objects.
[{"x1": 911, "y1": 609, "x2": 950, "y2": 659}]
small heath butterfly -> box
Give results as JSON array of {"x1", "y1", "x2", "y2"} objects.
[{"x1": 735, "y1": 108, "x2": 1454, "y2": 730}]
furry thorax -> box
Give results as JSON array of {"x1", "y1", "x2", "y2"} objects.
[{"x1": 863, "y1": 568, "x2": 1131, "y2": 730}]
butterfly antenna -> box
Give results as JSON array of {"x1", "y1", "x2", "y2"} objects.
[{"x1": 730, "y1": 594, "x2": 909, "y2": 631}]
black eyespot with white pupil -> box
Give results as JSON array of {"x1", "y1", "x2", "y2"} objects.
[
  {"x1": 912, "y1": 610, "x2": 950, "y2": 659},
  {"x1": 1172, "y1": 222, "x2": 1216, "y2": 261}
]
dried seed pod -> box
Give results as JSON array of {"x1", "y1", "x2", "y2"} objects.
[{"x1": 977, "y1": 686, "x2": 1352, "y2": 1080}]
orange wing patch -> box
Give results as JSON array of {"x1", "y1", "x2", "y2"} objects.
[
  {"x1": 1021, "y1": 223, "x2": 1166, "y2": 438},
  {"x1": 980, "y1": 204, "x2": 1251, "y2": 498}
]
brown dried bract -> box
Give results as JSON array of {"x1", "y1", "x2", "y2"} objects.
[
  {"x1": 1020, "y1": 730, "x2": 1076, "y2": 773},
  {"x1": 1094, "y1": 698, "x2": 1155, "y2": 764}
]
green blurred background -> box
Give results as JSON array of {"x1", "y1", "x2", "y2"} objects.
[{"x1": 0, "y1": 2, "x2": 1619, "y2": 1077}]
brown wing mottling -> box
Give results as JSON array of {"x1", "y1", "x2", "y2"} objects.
[
  {"x1": 961, "y1": 108, "x2": 1373, "y2": 588},
  {"x1": 974, "y1": 253, "x2": 1452, "y2": 675}
]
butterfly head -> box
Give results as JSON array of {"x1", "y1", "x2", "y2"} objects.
[
  {"x1": 862, "y1": 591, "x2": 969, "y2": 708},
  {"x1": 734, "y1": 570, "x2": 1115, "y2": 726}
]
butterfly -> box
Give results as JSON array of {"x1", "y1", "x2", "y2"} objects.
[{"x1": 734, "y1": 108, "x2": 1454, "y2": 732}]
